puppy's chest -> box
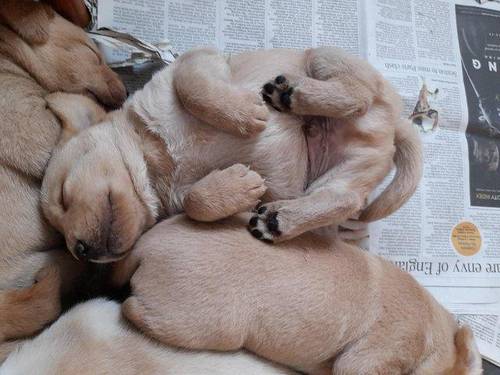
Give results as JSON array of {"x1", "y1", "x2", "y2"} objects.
[{"x1": 304, "y1": 118, "x2": 347, "y2": 184}]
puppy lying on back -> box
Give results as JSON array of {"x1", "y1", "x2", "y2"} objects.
[
  {"x1": 1, "y1": 298, "x2": 295, "y2": 375},
  {"x1": 112, "y1": 214, "x2": 482, "y2": 375},
  {"x1": 42, "y1": 47, "x2": 421, "y2": 262},
  {"x1": 0, "y1": 0, "x2": 126, "y2": 349}
]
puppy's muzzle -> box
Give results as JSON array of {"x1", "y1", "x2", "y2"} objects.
[{"x1": 73, "y1": 240, "x2": 128, "y2": 263}]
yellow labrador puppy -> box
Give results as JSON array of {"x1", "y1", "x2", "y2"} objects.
[
  {"x1": 42, "y1": 47, "x2": 421, "y2": 262},
  {"x1": 0, "y1": 0, "x2": 126, "y2": 346},
  {"x1": 112, "y1": 214, "x2": 482, "y2": 375},
  {"x1": 1, "y1": 298, "x2": 295, "y2": 375}
]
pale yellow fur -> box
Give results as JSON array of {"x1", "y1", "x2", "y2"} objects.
[
  {"x1": 41, "y1": 47, "x2": 422, "y2": 261},
  {"x1": 1, "y1": 299, "x2": 294, "y2": 375},
  {"x1": 110, "y1": 214, "x2": 482, "y2": 375},
  {"x1": 0, "y1": 0, "x2": 126, "y2": 357}
]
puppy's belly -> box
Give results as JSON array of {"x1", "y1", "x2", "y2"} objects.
[
  {"x1": 304, "y1": 119, "x2": 345, "y2": 186},
  {"x1": 249, "y1": 114, "x2": 309, "y2": 199},
  {"x1": 171, "y1": 112, "x2": 309, "y2": 201}
]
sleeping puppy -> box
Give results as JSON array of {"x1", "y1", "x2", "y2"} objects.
[
  {"x1": 0, "y1": 0, "x2": 126, "y2": 347},
  {"x1": 42, "y1": 47, "x2": 421, "y2": 262},
  {"x1": 1, "y1": 298, "x2": 295, "y2": 375},
  {"x1": 111, "y1": 214, "x2": 482, "y2": 375}
]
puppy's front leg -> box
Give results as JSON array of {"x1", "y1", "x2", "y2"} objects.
[
  {"x1": 174, "y1": 48, "x2": 269, "y2": 137},
  {"x1": 184, "y1": 164, "x2": 267, "y2": 222}
]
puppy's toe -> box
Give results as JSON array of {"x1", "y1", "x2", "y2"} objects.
[
  {"x1": 226, "y1": 163, "x2": 251, "y2": 177},
  {"x1": 218, "y1": 165, "x2": 267, "y2": 212},
  {"x1": 239, "y1": 103, "x2": 269, "y2": 137}
]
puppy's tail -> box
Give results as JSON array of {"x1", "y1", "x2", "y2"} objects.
[{"x1": 360, "y1": 119, "x2": 422, "y2": 222}]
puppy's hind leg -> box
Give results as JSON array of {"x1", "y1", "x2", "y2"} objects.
[
  {"x1": 262, "y1": 47, "x2": 380, "y2": 118},
  {"x1": 249, "y1": 149, "x2": 390, "y2": 243},
  {"x1": 174, "y1": 48, "x2": 269, "y2": 137}
]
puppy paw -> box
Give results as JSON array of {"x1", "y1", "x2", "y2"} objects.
[
  {"x1": 222, "y1": 164, "x2": 267, "y2": 210},
  {"x1": 248, "y1": 203, "x2": 286, "y2": 243},
  {"x1": 261, "y1": 75, "x2": 296, "y2": 112},
  {"x1": 185, "y1": 164, "x2": 267, "y2": 222},
  {"x1": 243, "y1": 92, "x2": 270, "y2": 135}
]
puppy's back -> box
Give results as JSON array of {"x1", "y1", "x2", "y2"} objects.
[{"x1": 121, "y1": 214, "x2": 459, "y2": 373}]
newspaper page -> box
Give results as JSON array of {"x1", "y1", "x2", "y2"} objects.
[
  {"x1": 364, "y1": 0, "x2": 500, "y2": 297},
  {"x1": 362, "y1": 0, "x2": 500, "y2": 364},
  {"x1": 95, "y1": 0, "x2": 362, "y2": 55},
  {"x1": 458, "y1": 314, "x2": 500, "y2": 366},
  {"x1": 94, "y1": 0, "x2": 364, "y2": 90}
]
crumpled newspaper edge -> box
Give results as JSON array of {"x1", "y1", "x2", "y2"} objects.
[
  {"x1": 83, "y1": 0, "x2": 98, "y2": 29},
  {"x1": 83, "y1": 0, "x2": 177, "y2": 68}
]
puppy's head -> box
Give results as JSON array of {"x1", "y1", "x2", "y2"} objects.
[
  {"x1": 41, "y1": 121, "x2": 158, "y2": 263},
  {"x1": 0, "y1": 0, "x2": 127, "y2": 109}
]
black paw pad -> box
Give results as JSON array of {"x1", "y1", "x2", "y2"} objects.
[
  {"x1": 266, "y1": 211, "x2": 280, "y2": 234},
  {"x1": 280, "y1": 88, "x2": 293, "y2": 109},
  {"x1": 262, "y1": 93, "x2": 273, "y2": 104},
  {"x1": 261, "y1": 75, "x2": 294, "y2": 112},
  {"x1": 263, "y1": 83, "x2": 275, "y2": 94},
  {"x1": 275, "y1": 75, "x2": 286, "y2": 84},
  {"x1": 251, "y1": 229, "x2": 263, "y2": 239},
  {"x1": 249, "y1": 216, "x2": 259, "y2": 227},
  {"x1": 248, "y1": 204, "x2": 281, "y2": 243}
]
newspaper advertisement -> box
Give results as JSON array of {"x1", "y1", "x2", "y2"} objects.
[{"x1": 91, "y1": 0, "x2": 500, "y2": 365}]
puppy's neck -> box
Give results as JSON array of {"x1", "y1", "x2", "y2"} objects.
[
  {"x1": 0, "y1": 27, "x2": 36, "y2": 81},
  {"x1": 127, "y1": 108, "x2": 175, "y2": 220},
  {"x1": 0, "y1": 25, "x2": 46, "y2": 88}
]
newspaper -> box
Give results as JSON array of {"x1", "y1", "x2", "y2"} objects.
[
  {"x1": 93, "y1": 0, "x2": 500, "y2": 365},
  {"x1": 365, "y1": 0, "x2": 500, "y2": 295},
  {"x1": 458, "y1": 314, "x2": 500, "y2": 366}
]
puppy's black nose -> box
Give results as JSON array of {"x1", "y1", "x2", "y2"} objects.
[{"x1": 74, "y1": 240, "x2": 90, "y2": 260}]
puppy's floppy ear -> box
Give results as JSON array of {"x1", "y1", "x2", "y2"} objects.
[
  {"x1": 46, "y1": 92, "x2": 106, "y2": 146},
  {"x1": 0, "y1": 0, "x2": 54, "y2": 45},
  {"x1": 452, "y1": 325, "x2": 483, "y2": 375}
]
